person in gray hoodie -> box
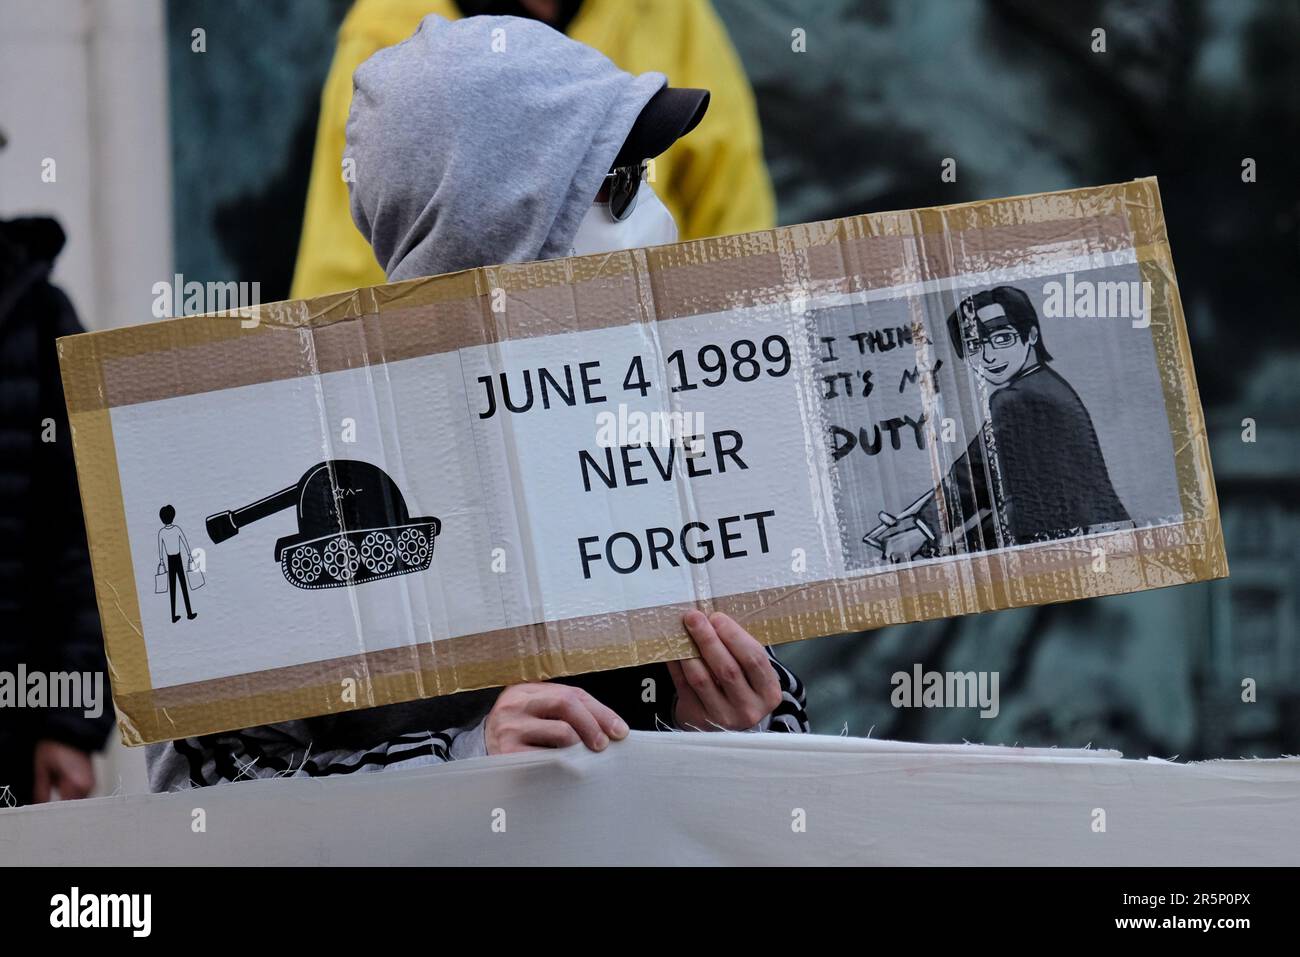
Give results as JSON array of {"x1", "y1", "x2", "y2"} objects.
[{"x1": 148, "y1": 14, "x2": 807, "y2": 791}]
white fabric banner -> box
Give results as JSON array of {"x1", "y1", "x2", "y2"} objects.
[{"x1": 3, "y1": 733, "x2": 1296, "y2": 866}]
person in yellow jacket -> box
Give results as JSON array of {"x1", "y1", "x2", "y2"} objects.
[{"x1": 291, "y1": 0, "x2": 775, "y2": 299}]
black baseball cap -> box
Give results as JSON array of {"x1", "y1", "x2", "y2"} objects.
[{"x1": 610, "y1": 86, "x2": 710, "y2": 170}]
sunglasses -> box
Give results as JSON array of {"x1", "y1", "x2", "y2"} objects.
[{"x1": 601, "y1": 160, "x2": 649, "y2": 222}]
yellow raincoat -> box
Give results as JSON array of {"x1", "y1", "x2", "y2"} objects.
[{"x1": 290, "y1": 0, "x2": 775, "y2": 299}]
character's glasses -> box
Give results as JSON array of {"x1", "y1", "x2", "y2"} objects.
[
  {"x1": 601, "y1": 161, "x2": 649, "y2": 222},
  {"x1": 963, "y1": 329, "x2": 1021, "y2": 355}
]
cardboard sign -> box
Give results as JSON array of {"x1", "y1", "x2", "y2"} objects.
[{"x1": 59, "y1": 178, "x2": 1227, "y2": 744}]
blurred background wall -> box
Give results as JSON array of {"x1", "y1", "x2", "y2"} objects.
[{"x1": 3, "y1": 0, "x2": 1297, "y2": 793}]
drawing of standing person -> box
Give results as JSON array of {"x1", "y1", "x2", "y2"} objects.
[{"x1": 157, "y1": 504, "x2": 198, "y2": 622}]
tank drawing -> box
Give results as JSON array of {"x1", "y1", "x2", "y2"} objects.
[{"x1": 205, "y1": 460, "x2": 440, "y2": 590}]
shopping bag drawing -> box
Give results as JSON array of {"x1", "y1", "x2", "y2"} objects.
[{"x1": 154, "y1": 563, "x2": 167, "y2": 594}]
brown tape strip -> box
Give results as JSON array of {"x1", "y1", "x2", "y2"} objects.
[{"x1": 63, "y1": 408, "x2": 150, "y2": 699}]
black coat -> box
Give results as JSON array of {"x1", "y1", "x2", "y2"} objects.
[
  {"x1": 921, "y1": 363, "x2": 1131, "y2": 549},
  {"x1": 0, "y1": 218, "x2": 114, "y2": 801}
]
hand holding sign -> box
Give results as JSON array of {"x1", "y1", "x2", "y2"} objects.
[
  {"x1": 667, "y1": 611, "x2": 783, "y2": 731},
  {"x1": 485, "y1": 683, "x2": 630, "y2": 754}
]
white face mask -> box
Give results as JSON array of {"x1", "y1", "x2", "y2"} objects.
[{"x1": 568, "y1": 182, "x2": 678, "y2": 257}]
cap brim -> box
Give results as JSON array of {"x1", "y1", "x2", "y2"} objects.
[{"x1": 611, "y1": 87, "x2": 710, "y2": 169}]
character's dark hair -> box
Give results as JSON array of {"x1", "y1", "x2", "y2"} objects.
[
  {"x1": 160, "y1": 504, "x2": 175, "y2": 524},
  {"x1": 946, "y1": 285, "x2": 1052, "y2": 363}
]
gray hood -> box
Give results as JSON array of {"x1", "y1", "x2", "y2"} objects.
[{"x1": 345, "y1": 14, "x2": 665, "y2": 282}]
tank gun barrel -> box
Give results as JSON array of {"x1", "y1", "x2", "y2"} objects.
[{"x1": 206, "y1": 483, "x2": 299, "y2": 544}]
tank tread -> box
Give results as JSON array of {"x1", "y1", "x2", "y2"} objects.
[{"x1": 280, "y1": 521, "x2": 438, "y2": 590}]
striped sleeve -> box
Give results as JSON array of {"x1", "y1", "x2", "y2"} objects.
[
  {"x1": 147, "y1": 720, "x2": 469, "y2": 791},
  {"x1": 762, "y1": 648, "x2": 810, "y2": 733}
]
